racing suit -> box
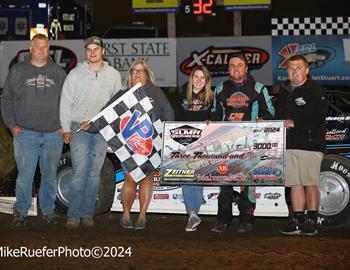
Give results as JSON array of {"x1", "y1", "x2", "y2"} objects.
[{"x1": 211, "y1": 76, "x2": 275, "y2": 225}]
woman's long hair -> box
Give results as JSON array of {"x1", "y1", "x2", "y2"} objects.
[
  {"x1": 186, "y1": 65, "x2": 213, "y2": 106},
  {"x1": 124, "y1": 59, "x2": 156, "y2": 88}
]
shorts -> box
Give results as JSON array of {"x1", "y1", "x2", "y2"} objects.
[{"x1": 284, "y1": 149, "x2": 324, "y2": 187}]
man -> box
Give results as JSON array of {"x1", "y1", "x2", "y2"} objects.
[
  {"x1": 277, "y1": 55, "x2": 327, "y2": 236},
  {"x1": 1, "y1": 34, "x2": 66, "y2": 226},
  {"x1": 211, "y1": 53, "x2": 275, "y2": 233},
  {"x1": 60, "y1": 36, "x2": 122, "y2": 229}
]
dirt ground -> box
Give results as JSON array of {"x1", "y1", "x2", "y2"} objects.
[{"x1": 0, "y1": 211, "x2": 349, "y2": 270}]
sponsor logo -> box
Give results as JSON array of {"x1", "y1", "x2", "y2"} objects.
[
  {"x1": 227, "y1": 92, "x2": 250, "y2": 108},
  {"x1": 170, "y1": 125, "x2": 202, "y2": 146},
  {"x1": 326, "y1": 128, "x2": 348, "y2": 141},
  {"x1": 260, "y1": 155, "x2": 282, "y2": 161},
  {"x1": 180, "y1": 46, "x2": 269, "y2": 77},
  {"x1": 9, "y1": 45, "x2": 77, "y2": 73},
  {"x1": 277, "y1": 42, "x2": 335, "y2": 69},
  {"x1": 295, "y1": 97, "x2": 307, "y2": 106},
  {"x1": 252, "y1": 168, "x2": 278, "y2": 175},
  {"x1": 218, "y1": 162, "x2": 229, "y2": 175},
  {"x1": 164, "y1": 169, "x2": 196, "y2": 178},
  {"x1": 153, "y1": 194, "x2": 169, "y2": 200},
  {"x1": 207, "y1": 192, "x2": 219, "y2": 200},
  {"x1": 172, "y1": 193, "x2": 184, "y2": 200},
  {"x1": 264, "y1": 192, "x2": 281, "y2": 200},
  {"x1": 330, "y1": 161, "x2": 350, "y2": 179},
  {"x1": 120, "y1": 110, "x2": 153, "y2": 156}
]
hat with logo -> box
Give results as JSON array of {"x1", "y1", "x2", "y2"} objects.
[{"x1": 84, "y1": 36, "x2": 103, "y2": 48}]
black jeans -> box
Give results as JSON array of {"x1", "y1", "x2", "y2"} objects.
[{"x1": 217, "y1": 185, "x2": 256, "y2": 225}]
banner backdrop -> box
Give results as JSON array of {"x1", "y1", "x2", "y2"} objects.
[
  {"x1": 0, "y1": 38, "x2": 177, "y2": 88},
  {"x1": 272, "y1": 35, "x2": 350, "y2": 85},
  {"x1": 177, "y1": 36, "x2": 273, "y2": 88}
]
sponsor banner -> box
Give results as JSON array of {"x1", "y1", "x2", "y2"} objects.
[
  {"x1": 103, "y1": 38, "x2": 176, "y2": 86},
  {"x1": 111, "y1": 183, "x2": 288, "y2": 216},
  {"x1": 0, "y1": 196, "x2": 38, "y2": 216},
  {"x1": 0, "y1": 38, "x2": 176, "y2": 88},
  {"x1": 224, "y1": 0, "x2": 271, "y2": 11},
  {"x1": 0, "y1": 39, "x2": 84, "y2": 88},
  {"x1": 161, "y1": 121, "x2": 285, "y2": 186},
  {"x1": 273, "y1": 35, "x2": 350, "y2": 85},
  {"x1": 177, "y1": 36, "x2": 272, "y2": 87}
]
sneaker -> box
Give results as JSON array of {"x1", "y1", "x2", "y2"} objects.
[
  {"x1": 301, "y1": 219, "x2": 318, "y2": 236},
  {"x1": 42, "y1": 213, "x2": 59, "y2": 224},
  {"x1": 134, "y1": 218, "x2": 146, "y2": 230},
  {"x1": 211, "y1": 222, "x2": 229, "y2": 233},
  {"x1": 238, "y1": 222, "x2": 253, "y2": 233},
  {"x1": 65, "y1": 218, "x2": 80, "y2": 229},
  {"x1": 280, "y1": 218, "x2": 304, "y2": 235},
  {"x1": 13, "y1": 211, "x2": 26, "y2": 227},
  {"x1": 185, "y1": 215, "x2": 201, "y2": 232},
  {"x1": 81, "y1": 218, "x2": 95, "y2": 228},
  {"x1": 120, "y1": 218, "x2": 134, "y2": 229}
]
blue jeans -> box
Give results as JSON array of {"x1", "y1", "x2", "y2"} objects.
[
  {"x1": 67, "y1": 122, "x2": 107, "y2": 219},
  {"x1": 182, "y1": 185, "x2": 203, "y2": 214},
  {"x1": 13, "y1": 129, "x2": 63, "y2": 217}
]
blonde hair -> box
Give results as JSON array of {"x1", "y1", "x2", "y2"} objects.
[
  {"x1": 186, "y1": 65, "x2": 213, "y2": 106},
  {"x1": 31, "y1": 33, "x2": 48, "y2": 43},
  {"x1": 124, "y1": 60, "x2": 156, "y2": 88}
]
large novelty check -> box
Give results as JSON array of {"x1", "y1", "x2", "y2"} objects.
[{"x1": 160, "y1": 121, "x2": 285, "y2": 186}]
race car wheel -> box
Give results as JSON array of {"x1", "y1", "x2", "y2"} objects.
[
  {"x1": 55, "y1": 153, "x2": 116, "y2": 215},
  {"x1": 318, "y1": 154, "x2": 350, "y2": 228}
]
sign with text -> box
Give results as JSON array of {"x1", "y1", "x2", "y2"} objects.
[
  {"x1": 161, "y1": 121, "x2": 285, "y2": 186},
  {"x1": 272, "y1": 35, "x2": 350, "y2": 85}
]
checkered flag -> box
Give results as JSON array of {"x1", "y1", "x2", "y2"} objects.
[{"x1": 90, "y1": 83, "x2": 163, "y2": 182}]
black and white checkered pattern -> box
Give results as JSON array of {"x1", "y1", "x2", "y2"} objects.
[
  {"x1": 271, "y1": 17, "x2": 350, "y2": 36},
  {"x1": 91, "y1": 83, "x2": 163, "y2": 182}
]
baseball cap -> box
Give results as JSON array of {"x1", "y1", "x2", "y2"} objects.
[{"x1": 84, "y1": 36, "x2": 103, "y2": 48}]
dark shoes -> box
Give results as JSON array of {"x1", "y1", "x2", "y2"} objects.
[
  {"x1": 13, "y1": 211, "x2": 26, "y2": 227},
  {"x1": 281, "y1": 218, "x2": 317, "y2": 236},
  {"x1": 42, "y1": 213, "x2": 59, "y2": 224},
  {"x1": 301, "y1": 219, "x2": 318, "y2": 236},
  {"x1": 238, "y1": 222, "x2": 253, "y2": 233},
  {"x1": 280, "y1": 218, "x2": 304, "y2": 235},
  {"x1": 211, "y1": 222, "x2": 229, "y2": 233}
]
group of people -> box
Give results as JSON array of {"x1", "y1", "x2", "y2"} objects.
[{"x1": 1, "y1": 34, "x2": 327, "y2": 236}]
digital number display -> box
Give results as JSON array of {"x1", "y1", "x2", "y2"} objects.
[{"x1": 184, "y1": 0, "x2": 214, "y2": 15}]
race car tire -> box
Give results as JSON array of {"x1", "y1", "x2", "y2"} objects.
[
  {"x1": 55, "y1": 153, "x2": 116, "y2": 215},
  {"x1": 318, "y1": 154, "x2": 350, "y2": 228}
]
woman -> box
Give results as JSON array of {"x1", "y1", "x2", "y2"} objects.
[
  {"x1": 120, "y1": 60, "x2": 174, "y2": 229},
  {"x1": 175, "y1": 65, "x2": 213, "y2": 232}
]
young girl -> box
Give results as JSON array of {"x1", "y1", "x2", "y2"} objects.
[{"x1": 175, "y1": 65, "x2": 213, "y2": 232}]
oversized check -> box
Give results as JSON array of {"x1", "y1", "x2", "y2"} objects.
[{"x1": 160, "y1": 121, "x2": 285, "y2": 186}]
